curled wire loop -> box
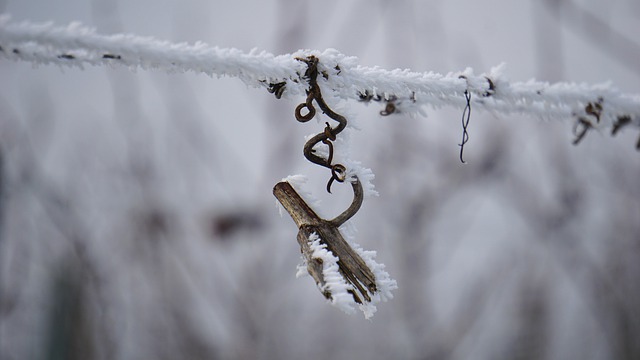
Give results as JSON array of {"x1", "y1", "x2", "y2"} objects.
[
  {"x1": 329, "y1": 177, "x2": 364, "y2": 227},
  {"x1": 295, "y1": 55, "x2": 353, "y2": 194},
  {"x1": 295, "y1": 92, "x2": 316, "y2": 122},
  {"x1": 326, "y1": 164, "x2": 346, "y2": 193}
]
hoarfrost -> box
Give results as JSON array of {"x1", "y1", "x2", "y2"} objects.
[
  {"x1": 306, "y1": 229, "x2": 397, "y2": 319},
  {"x1": 307, "y1": 232, "x2": 357, "y2": 316}
]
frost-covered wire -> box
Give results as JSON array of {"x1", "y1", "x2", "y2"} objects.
[{"x1": 1, "y1": 15, "x2": 640, "y2": 134}]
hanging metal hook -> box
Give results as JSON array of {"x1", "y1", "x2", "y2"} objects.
[
  {"x1": 295, "y1": 55, "x2": 352, "y2": 194},
  {"x1": 294, "y1": 56, "x2": 347, "y2": 137}
]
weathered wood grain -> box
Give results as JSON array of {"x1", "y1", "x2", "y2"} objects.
[{"x1": 273, "y1": 181, "x2": 377, "y2": 304}]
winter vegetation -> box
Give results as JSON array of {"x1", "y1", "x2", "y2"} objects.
[{"x1": 1, "y1": 0, "x2": 640, "y2": 359}]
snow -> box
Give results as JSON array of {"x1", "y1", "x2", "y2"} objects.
[
  {"x1": 295, "y1": 259, "x2": 308, "y2": 279},
  {"x1": 343, "y1": 158, "x2": 378, "y2": 198}
]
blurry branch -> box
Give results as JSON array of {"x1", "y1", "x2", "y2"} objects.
[
  {"x1": 508, "y1": 146, "x2": 640, "y2": 359},
  {"x1": 1, "y1": 16, "x2": 639, "y2": 149},
  {"x1": 543, "y1": 0, "x2": 640, "y2": 76},
  {"x1": 45, "y1": 261, "x2": 93, "y2": 360},
  {"x1": 207, "y1": 209, "x2": 263, "y2": 240},
  {"x1": 0, "y1": 148, "x2": 4, "y2": 246}
]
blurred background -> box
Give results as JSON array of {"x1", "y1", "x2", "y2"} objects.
[{"x1": 1, "y1": 0, "x2": 639, "y2": 359}]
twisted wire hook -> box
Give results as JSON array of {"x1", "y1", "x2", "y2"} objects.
[
  {"x1": 459, "y1": 90, "x2": 472, "y2": 163},
  {"x1": 295, "y1": 56, "x2": 352, "y2": 194}
]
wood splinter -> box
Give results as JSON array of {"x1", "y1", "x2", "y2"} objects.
[{"x1": 273, "y1": 180, "x2": 377, "y2": 304}]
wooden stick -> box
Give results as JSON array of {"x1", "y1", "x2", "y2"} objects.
[{"x1": 273, "y1": 181, "x2": 377, "y2": 304}]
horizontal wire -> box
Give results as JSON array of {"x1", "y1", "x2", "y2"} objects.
[{"x1": 1, "y1": 15, "x2": 639, "y2": 131}]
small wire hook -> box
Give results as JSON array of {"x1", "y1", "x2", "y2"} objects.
[
  {"x1": 459, "y1": 89, "x2": 472, "y2": 163},
  {"x1": 295, "y1": 55, "x2": 351, "y2": 194}
]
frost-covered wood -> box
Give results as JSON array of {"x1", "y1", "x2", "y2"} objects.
[
  {"x1": 273, "y1": 181, "x2": 377, "y2": 308},
  {"x1": 1, "y1": 15, "x2": 639, "y2": 141}
]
